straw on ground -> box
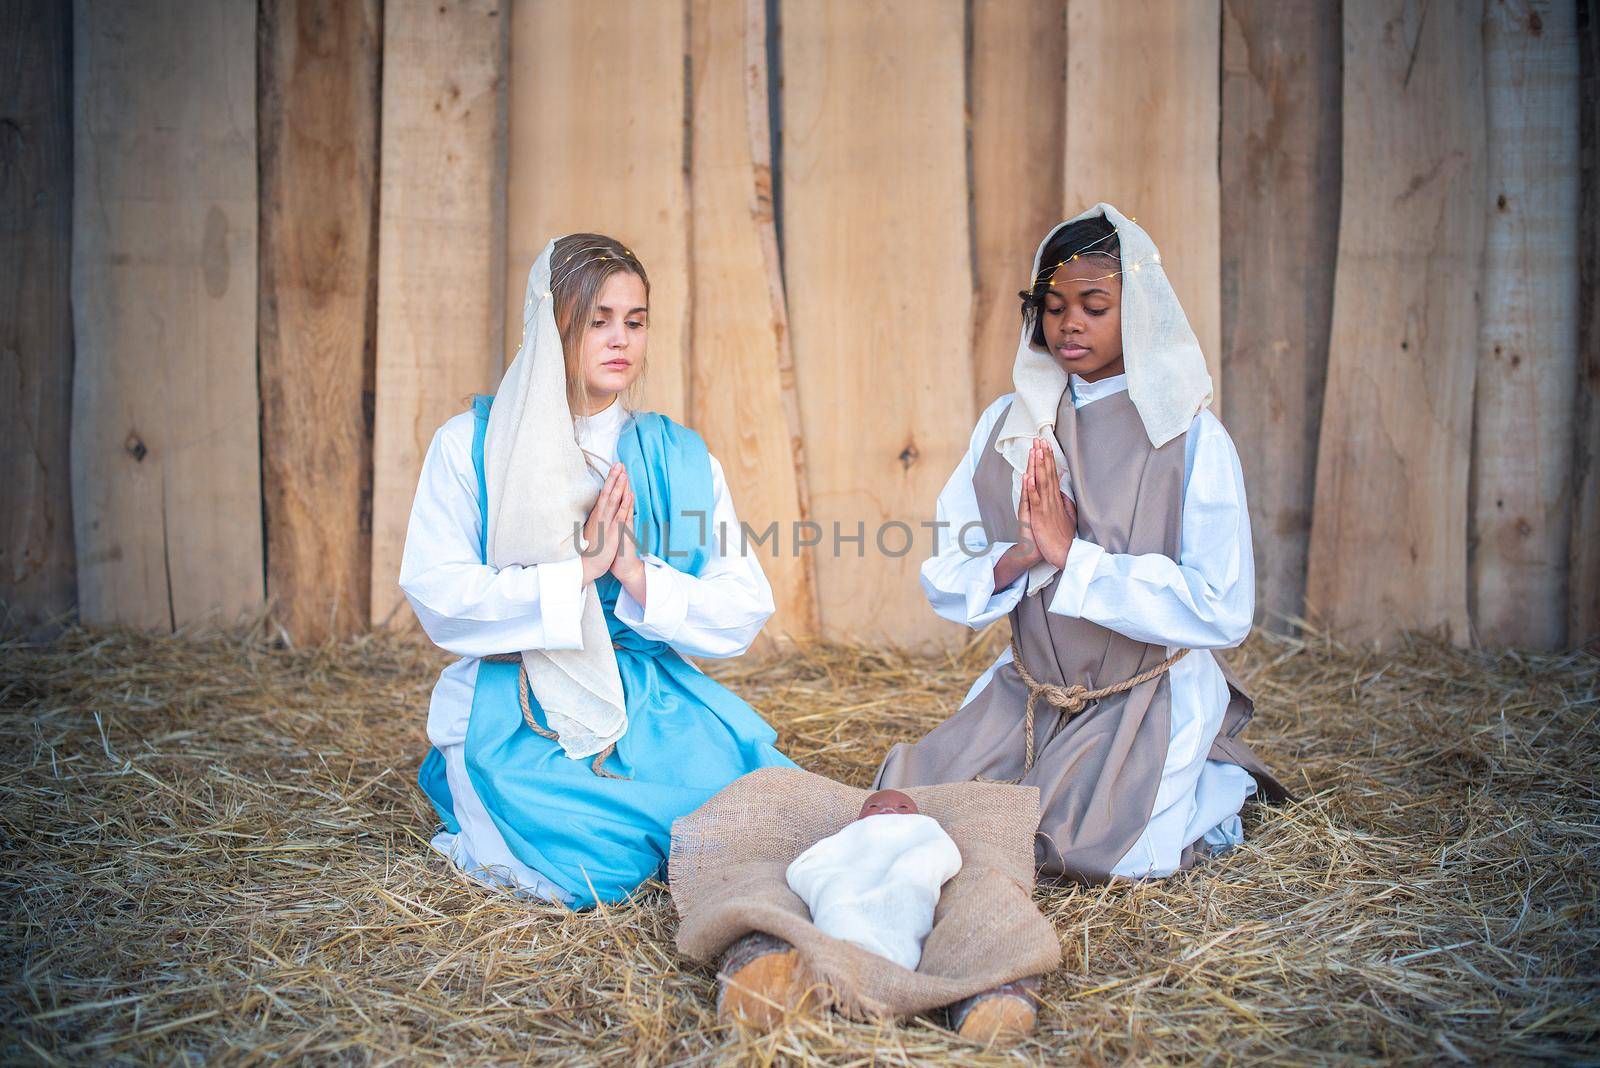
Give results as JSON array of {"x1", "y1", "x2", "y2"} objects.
[{"x1": 1, "y1": 624, "x2": 1595, "y2": 1063}]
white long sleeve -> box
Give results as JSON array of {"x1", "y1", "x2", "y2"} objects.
[
  {"x1": 1046, "y1": 409, "x2": 1255, "y2": 651},
  {"x1": 919, "y1": 394, "x2": 1031, "y2": 629},
  {"x1": 399, "y1": 411, "x2": 586, "y2": 659},
  {"x1": 611, "y1": 454, "x2": 776, "y2": 659}
]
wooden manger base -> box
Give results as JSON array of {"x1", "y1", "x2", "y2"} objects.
[
  {"x1": 715, "y1": 932, "x2": 820, "y2": 1028},
  {"x1": 716, "y1": 931, "x2": 1040, "y2": 1046}
]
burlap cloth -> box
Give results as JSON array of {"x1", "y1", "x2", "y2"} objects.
[{"x1": 667, "y1": 767, "x2": 1062, "y2": 1020}]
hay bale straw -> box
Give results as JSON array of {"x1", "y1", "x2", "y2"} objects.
[{"x1": 0, "y1": 623, "x2": 1596, "y2": 1062}]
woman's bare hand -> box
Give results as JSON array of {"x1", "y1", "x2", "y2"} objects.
[
  {"x1": 580, "y1": 463, "x2": 627, "y2": 585},
  {"x1": 1024, "y1": 437, "x2": 1077, "y2": 569},
  {"x1": 609, "y1": 480, "x2": 646, "y2": 604},
  {"x1": 993, "y1": 474, "x2": 1043, "y2": 590}
]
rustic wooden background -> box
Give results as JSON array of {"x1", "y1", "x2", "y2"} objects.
[{"x1": 4, "y1": 0, "x2": 1596, "y2": 653}]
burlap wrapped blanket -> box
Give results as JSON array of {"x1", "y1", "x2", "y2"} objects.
[{"x1": 667, "y1": 767, "x2": 1062, "y2": 1020}]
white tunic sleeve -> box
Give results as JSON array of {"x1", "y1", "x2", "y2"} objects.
[
  {"x1": 611, "y1": 453, "x2": 775, "y2": 659},
  {"x1": 919, "y1": 395, "x2": 1029, "y2": 629},
  {"x1": 1046, "y1": 410, "x2": 1254, "y2": 650},
  {"x1": 398, "y1": 415, "x2": 587, "y2": 658}
]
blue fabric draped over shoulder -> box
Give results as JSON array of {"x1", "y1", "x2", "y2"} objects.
[{"x1": 417, "y1": 395, "x2": 795, "y2": 909}]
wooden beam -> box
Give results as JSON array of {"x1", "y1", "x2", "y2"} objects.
[
  {"x1": 1307, "y1": 0, "x2": 1487, "y2": 646},
  {"x1": 971, "y1": 0, "x2": 1066, "y2": 412},
  {"x1": 688, "y1": 0, "x2": 818, "y2": 643},
  {"x1": 1220, "y1": 0, "x2": 1342, "y2": 631},
  {"x1": 1471, "y1": 0, "x2": 1580, "y2": 651},
  {"x1": 370, "y1": 0, "x2": 507, "y2": 629},
  {"x1": 1064, "y1": 0, "x2": 1224, "y2": 410},
  {"x1": 504, "y1": 0, "x2": 690, "y2": 421},
  {"x1": 781, "y1": 0, "x2": 974, "y2": 648},
  {"x1": 71, "y1": 0, "x2": 264, "y2": 630},
  {"x1": 259, "y1": 0, "x2": 380, "y2": 643},
  {"x1": 0, "y1": 0, "x2": 75, "y2": 632},
  {"x1": 1574, "y1": 0, "x2": 1600, "y2": 651}
]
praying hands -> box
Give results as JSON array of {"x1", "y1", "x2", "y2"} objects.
[
  {"x1": 610, "y1": 476, "x2": 646, "y2": 605},
  {"x1": 579, "y1": 463, "x2": 647, "y2": 604},
  {"x1": 993, "y1": 436, "x2": 1078, "y2": 590},
  {"x1": 1022, "y1": 437, "x2": 1077, "y2": 569}
]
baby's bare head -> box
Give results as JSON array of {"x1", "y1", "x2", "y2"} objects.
[{"x1": 857, "y1": 789, "x2": 918, "y2": 820}]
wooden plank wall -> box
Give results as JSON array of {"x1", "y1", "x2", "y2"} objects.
[
  {"x1": 504, "y1": 0, "x2": 690, "y2": 420},
  {"x1": 0, "y1": 0, "x2": 75, "y2": 632},
  {"x1": 258, "y1": 0, "x2": 381, "y2": 644},
  {"x1": 1219, "y1": 0, "x2": 1342, "y2": 631},
  {"x1": 10, "y1": 1, "x2": 1596, "y2": 654},
  {"x1": 70, "y1": 0, "x2": 264, "y2": 631},
  {"x1": 1064, "y1": 0, "x2": 1225, "y2": 409},
  {"x1": 780, "y1": 0, "x2": 974, "y2": 648},
  {"x1": 1471, "y1": 0, "x2": 1580, "y2": 650},
  {"x1": 970, "y1": 0, "x2": 1066, "y2": 411},
  {"x1": 369, "y1": 0, "x2": 507, "y2": 629},
  {"x1": 1307, "y1": 0, "x2": 1487, "y2": 645},
  {"x1": 687, "y1": 0, "x2": 818, "y2": 643},
  {"x1": 1574, "y1": 0, "x2": 1600, "y2": 651}
]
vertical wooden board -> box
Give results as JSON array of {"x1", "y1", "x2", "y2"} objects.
[
  {"x1": 971, "y1": 0, "x2": 1066, "y2": 411},
  {"x1": 71, "y1": 0, "x2": 263, "y2": 630},
  {"x1": 1064, "y1": 0, "x2": 1223, "y2": 409},
  {"x1": 781, "y1": 0, "x2": 974, "y2": 648},
  {"x1": 1574, "y1": 0, "x2": 1600, "y2": 650},
  {"x1": 1306, "y1": 0, "x2": 1487, "y2": 646},
  {"x1": 1219, "y1": 0, "x2": 1342, "y2": 630},
  {"x1": 370, "y1": 0, "x2": 507, "y2": 628},
  {"x1": 0, "y1": 0, "x2": 75, "y2": 630},
  {"x1": 505, "y1": 1, "x2": 690, "y2": 421},
  {"x1": 259, "y1": 0, "x2": 380, "y2": 644},
  {"x1": 1471, "y1": 0, "x2": 1580, "y2": 651},
  {"x1": 688, "y1": 0, "x2": 818, "y2": 643}
]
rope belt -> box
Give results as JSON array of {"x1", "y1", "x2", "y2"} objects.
[
  {"x1": 483, "y1": 652, "x2": 626, "y2": 779},
  {"x1": 999, "y1": 633, "x2": 1189, "y2": 781}
]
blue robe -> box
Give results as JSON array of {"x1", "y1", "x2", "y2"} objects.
[{"x1": 418, "y1": 395, "x2": 795, "y2": 908}]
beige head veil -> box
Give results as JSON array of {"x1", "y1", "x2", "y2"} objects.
[
  {"x1": 994, "y1": 202, "x2": 1212, "y2": 594},
  {"x1": 481, "y1": 238, "x2": 626, "y2": 759}
]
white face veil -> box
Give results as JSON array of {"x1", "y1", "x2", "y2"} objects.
[
  {"x1": 482, "y1": 237, "x2": 626, "y2": 760},
  {"x1": 994, "y1": 202, "x2": 1213, "y2": 594}
]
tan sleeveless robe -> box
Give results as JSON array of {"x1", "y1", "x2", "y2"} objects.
[{"x1": 875, "y1": 389, "x2": 1288, "y2": 883}]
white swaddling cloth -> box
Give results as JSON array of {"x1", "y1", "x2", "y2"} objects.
[{"x1": 784, "y1": 814, "x2": 963, "y2": 971}]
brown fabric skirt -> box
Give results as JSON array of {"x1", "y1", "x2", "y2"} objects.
[
  {"x1": 876, "y1": 648, "x2": 1291, "y2": 884},
  {"x1": 875, "y1": 650, "x2": 1173, "y2": 881}
]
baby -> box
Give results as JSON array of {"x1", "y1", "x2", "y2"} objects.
[
  {"x1": 703, "y1": 779, "x2": 1050, "y2": 1043},
  {"x1": 783, "y1": 789, "x2": 962, "y2": 971}
]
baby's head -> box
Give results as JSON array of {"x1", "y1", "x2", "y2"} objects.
[{"x1": 857, "y1": 789, "x2": 918, "y2": 820}]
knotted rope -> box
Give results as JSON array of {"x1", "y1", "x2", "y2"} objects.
[
  {"x1": 483, "y1": 653, "x2": 627, "y2": 779},
  {"x1": 984, "y1": 634, "x2": 1189, "y2": 783}
]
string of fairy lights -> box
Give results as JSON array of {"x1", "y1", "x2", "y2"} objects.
[
  {"x1": 1028, "y1": 225, "x2": 1161, "y2": 291},
  {"x1": 527, "y1": 222, "x2": 1162, "y2": 330},
  {"x1": 548, "y1": 244, "x2": 639, "y2": 293},
  {"x1": 521, "y1": 243, "x2": 643, "y2": 327}
]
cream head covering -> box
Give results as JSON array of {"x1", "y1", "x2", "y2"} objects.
[
  {"x1": 994, "y1": 202, "x2": 1212, "y2": 594},
  {"x1": 482, "y1": 237, "x2": 626, "y2": 760}
]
